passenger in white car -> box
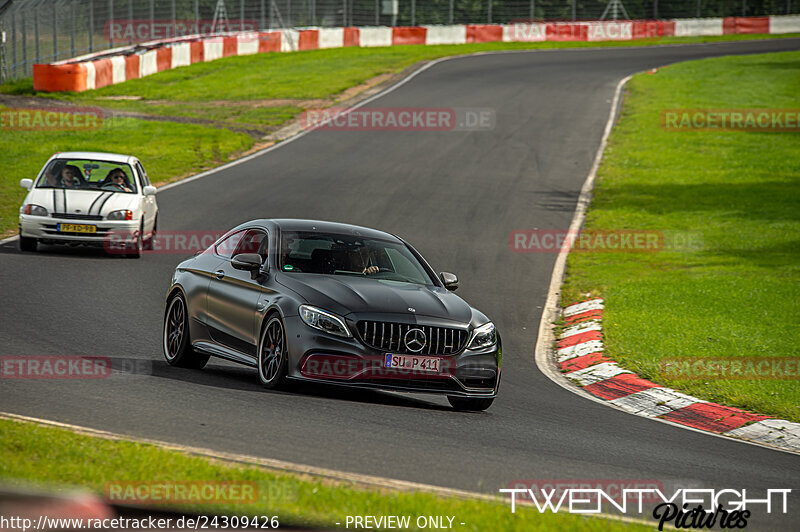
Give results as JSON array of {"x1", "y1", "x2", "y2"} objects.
[{"x1": 59, "y1": 165, "x2": 84, "y2": 188}]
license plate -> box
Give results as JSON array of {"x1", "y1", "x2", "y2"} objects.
[
  {"x1": 384, "y1": 353, "x2": 443, "y2": 373},
  {"x1": 58, "y1": 223, "x2": 96, "y2": 233}
]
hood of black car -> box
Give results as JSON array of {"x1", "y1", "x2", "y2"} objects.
[{"x1": 276, "y1": 273, "x2": 472, "y2": 322}]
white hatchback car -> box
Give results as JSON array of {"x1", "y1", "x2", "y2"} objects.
[{"x1": 19, "y1": 152, "x2": 158, "y2": 257}]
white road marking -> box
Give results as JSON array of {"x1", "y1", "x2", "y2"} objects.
[
  {"x1": 567, "y1": 362, "x2": 632, "y2": 386},
  {"x1": 563, "y1": 299, "x2": 604, "y2": 317},
  {"x1": 557, "y1": 340, "x2": 605, "y2": 362},
  {"x1": 610, "y1": 387, "x2": 702, "y2": 417},
  {"x1": 559, "y1": 321, "x2": 602, "y2": 339}
]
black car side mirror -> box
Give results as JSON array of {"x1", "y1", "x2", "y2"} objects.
[
  {"x1": 232, "y1": 253, "x2": 262, "y2": 271},
  {"x1": 439, "y1": 272, "x2": 459, "y2": 291}
]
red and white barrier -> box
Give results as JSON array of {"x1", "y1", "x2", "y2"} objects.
[
  {"x1": 32, "y1": 16, "x2": 799, "y2": 92},
  {"x1": 770, "y1": 14, "x2": 800, "y2": 33},
  {"x1": 558, "y1": 299, "x2": 800, "y2": 452},
  {"x1": 674, "y1": 18, "x2": 724, "y2": 36}
]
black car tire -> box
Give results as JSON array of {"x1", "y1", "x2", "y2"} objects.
[
  {"x1": 19, "y1": 236, "x2": 38, "y2": 252},
  {"x1": 125, "y1": 221, "x2": 143, "y2": 258},
  {"x1": 447, "y1": 396, "x2": 494, "y2": 412},
  {"x1": 163, "y1": 293, "x2": 209, "y2": 369},
  {"x1": 143, "y1": 216, "x2": 157, "y2": 250},
  {"x1": 258, "y1": 314, "x2": 288, "y2": 389}
]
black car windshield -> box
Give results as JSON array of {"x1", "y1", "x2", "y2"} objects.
[
  {"x1": 280, "y1": 231, "x2": 435, "y2": 286},
  {"x1": 36, "y1": 159, "x2": 137, "y2": 194}
]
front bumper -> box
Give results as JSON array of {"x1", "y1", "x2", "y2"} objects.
[
  {"x1": 283, "y1": 315, "x2": 502, "y2": 398},
  {"x1": 19, "y1": 214, "x2": 139, "y2": 246}
]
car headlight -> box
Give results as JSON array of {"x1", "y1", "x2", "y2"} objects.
[
  {"x1": 467, "y1": 322, "x2": 497, "y2": 350},
  {"x1": 22, "y1": 204, "x2": 48, "y2": 216},
  {"x1": 107, "y1": 210, "x2": 133, "y2": 221},
  {"x1": 299, "y1": 305, "x2": 351, "y2": 338}
]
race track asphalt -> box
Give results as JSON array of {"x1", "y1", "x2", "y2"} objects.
[{"x1": 2, "y1": 38, "x2": 799, "y2": 529}]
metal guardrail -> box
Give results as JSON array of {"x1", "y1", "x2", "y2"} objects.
[{"x1": 1, "y1": 0, "x2": 798, "y2": 81}]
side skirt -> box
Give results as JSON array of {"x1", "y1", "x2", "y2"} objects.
[{"x1": 193, "y1": 341, "x2": 258, "y2": 368}]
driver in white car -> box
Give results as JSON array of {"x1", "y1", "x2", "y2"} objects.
[{"x1": 102, "y1": 168, "x2": 133, "y2": 192}]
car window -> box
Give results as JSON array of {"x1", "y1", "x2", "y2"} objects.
[
  {"x1": 35, "y1": 159, "x2": 137, "y2": 194},
  {"x1": 135, "y1": 162, "x2": 151, "y2": 186},
  {"x1": 233, "y1": 230, "x2": 268, "y2": 263},
  {"x1": 215, "y1": 230, "x2": 246, "y2": 259},
  {"x1": 280, "y1": 231, "x2": 435, "y2": 286}
]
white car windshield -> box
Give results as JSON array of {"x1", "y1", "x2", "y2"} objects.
[{"x1": 36, "y1": 159, "x2": 137, "y2": 194}]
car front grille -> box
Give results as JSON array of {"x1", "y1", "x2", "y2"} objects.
[
  {"x1": 52, "y1": 212, "x2": 104, "y2": 221},
  {"x1": 357, "y1": 321, "x2": 469, "y2": 355}
]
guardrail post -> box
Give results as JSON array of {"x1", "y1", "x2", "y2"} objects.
[
  {"x1": 240, "y1": 0, "x2": 244, "y2": 30},
  {"x1": 149, "y1": 0, "x2": 154, "y2": 43},
  {"x1": 195, "y1": 0, "x2": 200, "y2": 34},
  {"x1": 110, "y1": 0, "x2": 115, "y2": 48},
  {"x1": 695, "y1": 0, "x2": 700, "y2": 18},
  {"x1": 11, "y1": 12, "x2": 16, "y2": 78},
  {"x1": 89, "y1": 0, "x2": 94, "y2": 52},
  {"x1": 261, "y1": 0, "x2": 266, "y2": 29},
  {"x1": 53, "y1": 1, "x2": 58, "y2": 60},
  {"x1": 411, "y1": 0, "x2": 415, "y2": 26},
  {"x1": 529, "y1": 0, "x2": 534, "y2": 21},
  {"x1": 449, "y1": 0, "x2": 453, "y2": 24},
  {"x1": 742, "y1": 0, "x2": 747, "y2": 16},
  {"x1": 34, "y1": 2, "x2": 40, "y2": 63},
  {"x1": 71, "y1": 2, "x2": 76, "y2": 56},
  {"x1": 487, "y1": 0, "x2": 492, "y2": 23},
  {"x1": 571, "y1": 0, "x2": 576, "y2": 21},
  {"x1": 129, "y1": 0, "x2": 134, "y2": 44},
  {"x1": 375, "y1": 0, "x2": 379, "y2": 25},
  {"x1": 654, "y1": 0, "x2": 658, "y2": 19},
  {"x1": 172, "y1": 0, "x2": 177, "y2": 37},
  {"x1": 21, "y1": 9, "x2": 26, "y2": 73}
]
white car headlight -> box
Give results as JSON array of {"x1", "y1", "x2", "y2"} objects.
[
  {"x1": 22, "y1": 204, "x2": 48, "y2": 216},
  {"x1": 467, "y1": 322, "x2": 497, "y2": 350},
  {"x1": 299, "y1": 305, "x2": 351, "y2": 338},
  {"x1": 107, "y1": 209, "x2": 133, "y2": 221}
]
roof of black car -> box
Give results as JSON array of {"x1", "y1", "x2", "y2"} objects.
[{"x1": 261, "y1": 219, "x2": 400, "y2": 241}]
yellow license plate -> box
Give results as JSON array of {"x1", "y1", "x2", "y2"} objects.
[{"x1": 58, "y1": 223, "x2": 97, "y2": 233}]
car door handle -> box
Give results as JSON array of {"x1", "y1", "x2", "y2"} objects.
[{"x1": 214, "y1": 270, "x2": 225, "y2": 280}]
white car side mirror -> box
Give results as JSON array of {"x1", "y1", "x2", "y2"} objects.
[
  {"x1": 143, "y1": 186, "x2": 157, "y2": 196},
  {"x1": 20, "y1": 179, "x2": 33, "y2": 190}
]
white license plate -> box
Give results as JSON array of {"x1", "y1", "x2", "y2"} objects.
[{"x1": 384, "y1": 354, "x2": 443, "y2": 373}]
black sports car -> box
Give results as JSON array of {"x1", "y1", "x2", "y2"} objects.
[{"x1": 162, "y1": 219, "x2": 501, "y2": 411}]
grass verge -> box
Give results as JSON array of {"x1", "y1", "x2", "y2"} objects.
[
  {"x1": 561, "y1": 50, "x2": 800, "y2": 422},
  {"x1": 1, "y1": 33, "x2": 798, "y2": 238},
  {"x1": 0, "y1": 418, "x2": 648, "y2": 531}
]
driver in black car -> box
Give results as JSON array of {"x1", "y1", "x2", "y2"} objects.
[{"x1": 349, "y1": 246, "x2": 379, "y2": 275}]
